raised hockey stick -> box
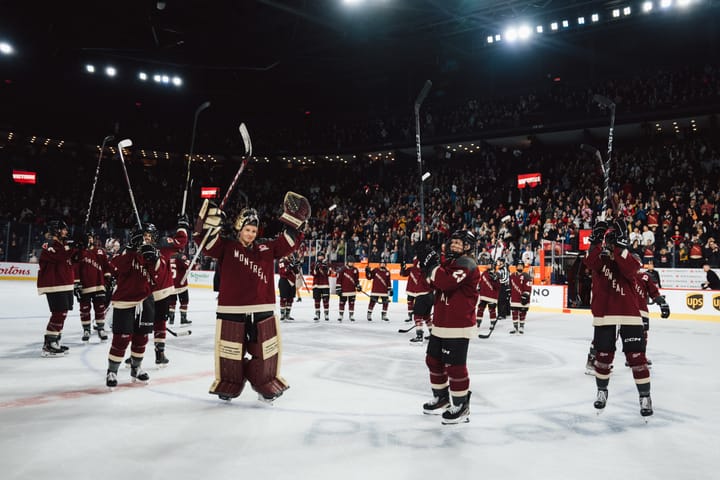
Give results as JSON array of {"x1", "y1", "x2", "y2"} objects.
[
  {"x1": 593, "y1": 94, "x2": 616, "y2": 219},
  {"x1": 167, "y1": 327, "x2": 192, "y2": 337},
  {"x1": 84, "y1": 134, "x2": 114, "y2": 228},
  {"x1": 580, "y1": 143, "x2": 609, "y2": 220},
  {"x1": 415, "y1": 79, "x2": 432, "y2": 239},
  {"x1": 181, "y1": 101, "x2": 211, "y2": 216},
  {"x1": 181, "y1": 123, "x2": 252, "y2": 284},
  {"x1": 116, "y1": 138, "x2": 142, "y2": 229}
]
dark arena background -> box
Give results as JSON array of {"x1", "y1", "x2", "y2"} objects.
[{"x1": 1, "y1": 2, "x2": 719, "y2": 479}]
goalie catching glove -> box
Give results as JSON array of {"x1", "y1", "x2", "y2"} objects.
[
  {"x1": 279, "y1": 191, "x2": 311, "y2": 229},
  {"x1": 197, "y1": 199, "x2": 226, "y2": 236}
]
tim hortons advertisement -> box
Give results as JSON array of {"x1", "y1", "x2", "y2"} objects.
[{"x1": 0, "y1": 262, "x2": 40, "y2": 280}]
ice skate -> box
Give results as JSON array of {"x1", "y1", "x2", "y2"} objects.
[
  {"x1": 106, "y1": 370, "x2": 118, "y2": 389},
  {"x1": 584, "y1": 359, "x2": 596, "y2": 376},
  {"x1": 410, "y1": 330, "x2": 424, "y2": 344},
  {"x1": 441, "y1": 392, "x2": 471, "y2": 425},
  {"x1": 640, "y1": 394, "x2": 653, "y2": 419},
  {"x1": 313, "y1": 310, "x2": 320, "y2": 322},
  {"x1": 95, "y1": 325, "x2": 108, "y2": 341},
  {"x1": 594, "y1": 389, "x2": 608, "y2": 413},
  {"x1": 81, "y1": 328, "x2": 91, "y2": 342},
  {"x1": 41, "y1": 339, "x2": 65, "y2": 358},
  {"x1": 130, "y1": 366, "x2": 150, "y2": 384},
  {"x1": 155, "y1": 347, "x2": 169, "y2": 367},
  {"x1": 167, "y1": 311, "x2": 175, "y2": 325},
  {"x1": 367, "y1": 312, "x2": 372, "y2": 322},
  {"x1": 382, "y1": 313, "x2": 389, "y2": 322},
  {"x1": 423, "y1": 388, "x2": 450, "y2": 415}
]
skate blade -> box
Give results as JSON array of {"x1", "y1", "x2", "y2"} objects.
[
  {"x1": 584, "y1": 370, "x2": 596, "y2": 376},
  {"x1": 155, "y1": 364, "x2": 169, "y2": 369},
  {"x1": 441, "y1": 417, "x2": 470, "y2": 425},
  {"x1": 131, "y1": 378, "x2": 149, "y2": 385},
  {"x1": 41, "y1": 351, "x2": 65, "y2": 358},
  {"x1": 595, "y1": 408, "x2": 605, "y2": 416},
  {"x1": 106, "y1": 386, "x2": 117, "y2": 392}
]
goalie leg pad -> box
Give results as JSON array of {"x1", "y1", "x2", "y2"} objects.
[
  {"x1": 209, "y1": 318, "x2": 248, "y2": 399},
  {"x1": 245, "y1": 316, "x2": 289, "y2": 400}
]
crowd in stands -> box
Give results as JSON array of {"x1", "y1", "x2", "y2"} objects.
[{"x1": 2, "y1": 62, "x2": 719, "y2": 272}]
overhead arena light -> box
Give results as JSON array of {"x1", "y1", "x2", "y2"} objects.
[
  {"x1": 591, "y1": 13, "x2": 600, "y2": 22},
  {"x1": 643, "y1": 1, "x2": 654, "y2": 12},
  {"x1": 562, "y1": 20, "x2": 569, "y2": 28},
  {"x1": 85, "y1": 64, "x2": 95, "y2": 73},
  {"x1": 578, "y1": 16, "x2": 585, "y2": 25},
  {"x1": 536, "y1": 25, "x2": 543, "y2": 33},
  {"x1": 550, "y1": 22, "x2": 559, "y2": 30},
  {"x1": 612, "y1": 8, "x2": 621, "y2": 17},
  {"x1": 105, "y1": 66, "x2": 117, "y2": 77},
  {"x1": 623, "y1": 6, "x2": 632, "y2": 15},
  {"x1": 487, "y1": 35, "x2": 494, "y2": 44},
  {"x1": 518, "y1": 25, "x2": 531, "y2": 39},
  {"x1": 138, "y1": 72, "x2": 148, "y2": 81},
  {"x1": 153, "y1": 74, "x2": 162, "y2": 83},
  {"x1": 0, "y1": 42, "x2": 14, "y2": 55},
  {"x1": 677, "y1": 0, "x2": 692, "y2": 7},
  {"x1": 171, "y1": 76, "x2": 182, "y2": 86},
  {"x1": 504, "y1": 28, "x2": 518, "y2": 42}
]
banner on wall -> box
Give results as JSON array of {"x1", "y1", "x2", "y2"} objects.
[{"x1": 0, "y1": 262, "x2": 39, "y2": 279}]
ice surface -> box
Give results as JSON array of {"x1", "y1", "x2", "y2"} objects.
[{"x1": 1, "y1": 281, "x2": 718, "y2": 480}]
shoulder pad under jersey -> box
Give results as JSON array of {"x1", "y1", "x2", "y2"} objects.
[{"x1": 455, "y1": 255, "x2": 478, "y2": 271}]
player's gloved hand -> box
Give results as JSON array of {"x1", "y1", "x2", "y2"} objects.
[
  {"x1": 105, "y1": 276, "x2": 116, "y2": 295},
  {"x1": 388, "y1": 288, "x2": 394, "y2": 297},
  {"x1": 521, "y1": 291, "x2": 530, "y2": 305},
  {"x1": 365, "y1": 266, "x2": 372, "y2": 277},
  {"x1": 279, "y1": 191, "x2": 311, "y2": 229},
  {"x1": 140, "y1": 243, "x2": 158, "y2": 263},
  {"x1": 73, "y1": 282, "x2": 83, "y2": 301},
  {"x1": 356, "y1": 284, "x2": 362, "y2": 292},
  {"x1": 201, "y1": 201, "x2": 225, "y2": 231},
  {"x1": 417, "y1": 245, "x2": 441, "y2": 275},
  {"x1": 177, "y1": 213, "x2": 191, "y2": 231},
  {"x1": 488, "y1": 269, "x2": 498, "y2": 281},
  {"x1": 589, "y1": 220, "x2": 608, "y2": 245},
  {"x1": 335, "y1": 285, "x2": 342, "y2": 296},
  {"x1": 654, "y1": 295, "x2": 670, "y2": 318},
  {"x1": 611, "y1": 218, "x2": 629, "y2": 249}
]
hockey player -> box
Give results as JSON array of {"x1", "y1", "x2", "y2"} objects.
[
  {"x1": 168, "y1": 214, "x2": 192, "y2": 327},
  {"x1": 508, "y1": 263, "x2": 533, "y2": 334},
  {"x1": 336, "y1": 257, "x2": 361, "y2": 321},
  {"x1": 476, "y1": 263, "x2": 501, "y2": 336},
  {"x1": 105, "y1": 227, "x2": 159, "y2": 387},
  {"x1": 196, "y1": 191, "x2": 309, "y2": 403},
  {"x1": 278, "y1": 254, "x2": 301, "y2": 321},
  {"x1": 416, "y1": 230, "x2": 480, "y2": 424},
  {"x1": 311, "y1": 251, "x2": 331, "y2": 321},
  {"x1": 583, "y1": 218, "x2": 653, "y2": 418},
  {"x1": 37, "y1": 219, "x2": 76, "y2": 357},
  {"x1": 400, "y1": 256, "x2": 433, "y2": 343},
  {"x1": 74, "y1": 228, "x2": 112, "y2": 342},
  {"x1": 366, "y1": 260, "x2": 392, "y2": 321}
]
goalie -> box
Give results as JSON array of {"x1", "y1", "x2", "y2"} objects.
[{"x1": 196, "y1": 192, "x2": 310, "y2": 403}]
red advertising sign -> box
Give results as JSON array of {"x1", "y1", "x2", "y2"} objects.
[
  {"x1": 579, "y1": 229, "x2": 591, "y2": 251},
  {"x1": 201, "y1": 187, "x2": 219, "y2": 199},
  {"x1": 12, "y1": 170, "x2": 37, "y2": 185},
  {"x1": 517, "y1": 172, "x2": 541, "y2": 189}
]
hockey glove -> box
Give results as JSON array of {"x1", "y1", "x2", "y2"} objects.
[
  {"x1": 105, "y1": 275, "x2": 116, "y2": 295},
  {"x1": 177, "y1": 213, "x2": 191, "y2": 231},
  {"x1": 654, "y1": 295, "x2": 670, "y2": 318},
  {"x1": 335, "y1": 286, "x2": 343, "y2": 296},
  {"x1": 418, "y1": 249, "x2": 441, "y2": 276},
  {"x1": 588, "y1": 220, "x2": 608, "y2": 245},
  {"x1": 279, "y1": 191, "x2": 311, "y2": 229},
  {"x1": 73, "y1": 282, "x2": 83, "y2": 301},
  {"x1": 365, "y1": 266, "x2": 372, "y2": 277},
  {"x1": 140, "y1": 243, "x2": 159, "y2": 263},
  {"x1": 521, "y1": 292, "x2": 530, "y2": 306},
  {"x1": 356, "y1": 284, "x2": 362, "y2": 292},
  {"x1": 612, "y1": 218, "x2": 630, "y2": 249},
  {"x1": 388, "y1": 288, "x2": 394, "y2": 298},
  {"x1": 488, "y1": 270, "x2": 498, "y2": 281}
]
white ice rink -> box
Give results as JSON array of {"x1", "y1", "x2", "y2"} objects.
[{"x1": 1, "y1": 280, "x2": 718, "y2": 480}]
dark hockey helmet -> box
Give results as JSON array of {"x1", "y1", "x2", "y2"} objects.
[
  {"x1": 516, "y1": 262, "x2": 525, "y2": 272},
  {"x1": 142, "y1": 223, "x2": 158, "y2": 243},
  {"x1": 47, "y1": 219, "x2": 69, "y2": 237},
  {"x1": 234, "y1": 208, "x2": 259, "y2": 231},
  {"x1": 347, "y1": 256, "x2": 355, "y2": 266},
  {"x1": 379, "y1": 259, "x2": 388, "y2": 268},
  {"x1": 448, "y1": 229, "x2": 476, "y2": 259}
]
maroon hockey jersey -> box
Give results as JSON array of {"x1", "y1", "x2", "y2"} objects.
[
  {"x1": 477, "y1": 268, "x2": 500, "y2": 303},
  {"x1": 202, "y1": 231, "x2": 299, "y2": 314},
  {"x1": 427, "y1": 255, "x2": 480, "y2": 338},
  {"x1": 634, "y1": 271, "x2": 661, "y2": 318},
  {"x1": 367, "y1": 266, "x2": 391, "y2": 296},
  {"x1": 583, "y1": 245, "x2": 643, "y2": 326},
  {"x1": 109, "y1": 249, "x2": 156, "y2": 308},
  {"x1": 171, "y1": 252, "x2": 191, "y2": 293},
  {"x1": 37, "y1": 239, "x2": 76, "y2": 295},
  {"x1": 336, "y1": 265, "x2": 360, "y2": 295},
  {"x1": 154, "y1": 229, "x2": 188, "y2": 300},
  {"x1": 312, "y1": 261, "x2": 330, "y2": 289},
  {"x1": 509, "y1": 271, "x2": 533, "y2": 308},
  {"x1": 77, "y1": 246, "x2": 111, "y2": 295},
  {"x1": 278, "y1": 257, "x2": 299, "y2": 286},
  {"x1": 400, "y1": 261, "x2": 431, "y2": 296}
]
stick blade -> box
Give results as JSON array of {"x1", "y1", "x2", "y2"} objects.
[
  {"x1": 118, "y1": 139, "x2": 133, "y2": 149},
  {"x1": 239, "y1": 123, "x2": 252, "y2": 158}
]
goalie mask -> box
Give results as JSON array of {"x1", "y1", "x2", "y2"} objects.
[
  {"x1": 447, "y1": 229, "x2": 476, "y2": 260},
  {"x1": 234, "y1": 208, "x2": 259, "y2": 231}
]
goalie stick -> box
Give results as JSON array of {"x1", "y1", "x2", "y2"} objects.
[
  {"x1": 181, "y1": 123, "x2": 253, "y2": 284},
  {"x1": 181, "y1": 101, "x2": 211, "y2": 216},
  {"x1": 84, "y1": 135, "x2": 114, "y2": 228}
]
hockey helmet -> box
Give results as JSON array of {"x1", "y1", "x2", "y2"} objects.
[
  {"x1": 234, "y1": 208, "x2": 259, "y2": 231},
  {"x1": 142, "y1": 223, "x2": 158, "y2": 243},
  {"x1": 47, "y1": 219, "x2": 69, "y2": 237},
  {"x1": 448, "y1": 229, "x2": 476, "y2": 259},
  {"x1": 516, "y1": 262, "x2": 525, "y2": 272}
]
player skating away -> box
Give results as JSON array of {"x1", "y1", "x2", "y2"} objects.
[
  {"x1": 311, "y1": 251, "x2": 331, "y2": 321},
  {"x1": 168, "y1": 214, "x2": 192, "y2": 327},
  {"x1": 416, "y1": 230, "x2": 480, "y2": 424},
  {"x1": 335, "y1": 257, "x2": 361, "y2": 322},
  {"x1": 366, "y1": 260, "x2": 392, "y2": 321},
  {"x1": 278, "y1": 254, "x2": 301, "y2": 321},
  {"x1": 74, "y1": 228, "x2": 112, "y2": 342},
  {"x1": 105, "y1": 225, "x2": 159, "y2": 387},
  {"x1": 476, "y1": 262, "x2": 501, "y2": 337},
  {"x1": 400, "y1": 257, "x2": 434, "y2": 343},
  {"x1": 37, "y1": 220, "x2": 77, "y2": 357},
  {"x1": 584, "y1": 218, "x2": 653, "y2": 418},
  {"x1": 495, "y1": 258, "x2": 510, "y2": 320},
  {"x1": 508, "y1": 263, "x2": 533, "y2": 334},
  {"x1": 196, "y1": 192, "x2": 310, "y2": 403}
]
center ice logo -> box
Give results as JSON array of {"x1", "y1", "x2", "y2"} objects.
[{"x1": 686, "y1": 293, "x2": 703, "y2": 311}]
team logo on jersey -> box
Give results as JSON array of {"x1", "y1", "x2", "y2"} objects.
[
  {"x1": 712, "y1": 295, "x2": 720, "y2": 312},
  {"x1": 258, "y1": 244, "x2": 269, "y2": 252},
  {"x1": 686, "y1": 293, "x2": 703, "y2": 310}
]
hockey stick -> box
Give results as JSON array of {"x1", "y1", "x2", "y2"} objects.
[
  {"x1": 116, "y1": 138, "x2": 142, "y2": 229},
  {"x1": 181, "y1": 123, "x2": 252, "y2": 284},
  {"x1": 398, "y1": 324, "x2": 416, "y2": 333},
  {"x1": 84, "y1": 134, "x2": 114, "y2": 228},
  {"x1": 593, "y1": 94, "x2": 616, "y2": 220},
  {"x1": 167, "y1": 327, "x2": 192, "y2": 337},
  {"x1": 181, "y1": 101, "x2": 211, "y2": 216},
  {"x1": 415, "y1": 79, "x2": 432, "y2": 239},
  {"x1": 477, "y1": 318, "x2": 498, "y2": 339}
]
